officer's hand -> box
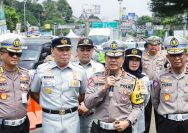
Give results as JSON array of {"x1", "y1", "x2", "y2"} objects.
[
  {"x1": 103, "y1": 76, "x2": 116, "y2": 92},
  {"x1": 114, "y1": 120, "x2": 129, "y2": 132},
  {"x1": 78, "y1": 102, "x2": 89, "y2": 115}
]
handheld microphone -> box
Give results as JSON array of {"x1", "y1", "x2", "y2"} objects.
[{"x1": 109, "y1": 70, "x2": 115, "y2": 97}]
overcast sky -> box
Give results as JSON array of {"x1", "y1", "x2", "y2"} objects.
[
  {"x1": 66, "y1": 0, "x2": 152, "y2": 21},
  {"x1": 20, "y1": 0, "x2": 152, "y2": 21}
]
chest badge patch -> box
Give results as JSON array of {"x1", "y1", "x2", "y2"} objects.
[
  {"x1": 45, "y1": 88, "x2": 52, "y2": 94},
  {"x1": 163, "y1": 94, "x2": 171, "y2": 101},
  {"x1": 0, "y1": 93, "x2": 8, "y2": 100}
]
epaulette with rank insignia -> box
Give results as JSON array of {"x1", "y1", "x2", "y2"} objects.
[
  {"x1": 168, "y1": 67, "x2": 172, "y2": 74},
  {"x1": 185, "y1": 64, "x2": 188, "y2": 74},
  {"x1": 18, "y1": 66, "x2": 29, "y2": 72},
  {"x1": 37, "y1": 62, "x2": 49, "y2": 69},
  {"x1": 95, "y1": 71, "x2": 105, "y2": 76},
  {"x1": 94, "y1": 71, "x2": 106, "y2": 84},
  {"x1": 71, "y1": 62, "x2": 83, "y2": 69},
  {"x1": 126, "y1": 72, "x2": 136, "y2": 79}
]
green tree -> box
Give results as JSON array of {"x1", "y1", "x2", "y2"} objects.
[
  {"x1": 136, "y1": 15, "x2": 152, "y2": 25},
  {"x1": 4, "y1": 5, "x2": 20, "y2": 32},
  {"x1": 57, "y1": 0, "x2": 73, "y2": 23},
  {"x1": 150, "y1": 0, "x2": 188, "y2": 16},
  {"x1": 89, "y1": 14, "x2": 100, "y2": 20}
]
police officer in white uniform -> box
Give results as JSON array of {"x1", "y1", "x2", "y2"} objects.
[
  {"x1": 152, "y1": 36, "x2": 188, "y2": 133},
  {"x1": 74, "y1": 38, "x2": 104, "y2": 133},
  {"x1": 30, "y1": 37, "x2": 87, "y2": 133},
  {"x1": 0, "y1": 38, "x2": 31, "y2": 133}
]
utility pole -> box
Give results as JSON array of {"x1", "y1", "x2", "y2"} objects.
[
  {"x1": 117, "y1": 0, "x2": 123, "y2": 40},
  {"x1": 24, "y1": 0, "x2": 27, "y2": 32}
]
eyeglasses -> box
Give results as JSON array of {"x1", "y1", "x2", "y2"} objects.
[{"x1": 6, "y1": 51, "x2": 22, "y2": 57}]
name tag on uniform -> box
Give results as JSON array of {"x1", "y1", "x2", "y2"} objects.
[
  {"x1": 22, "y1": 93, "x2": 28, "y2": 103},
  {"x1": 69, "y1": 80, "x2": 80, "y2": 87}
]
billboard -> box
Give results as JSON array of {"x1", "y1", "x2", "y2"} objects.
[
  {"x1": 82, "y1": 4, "x2": 100, "y2": 14},
  {"x1": 128, "y1": 13, "x2": 136, "y2": 20}
]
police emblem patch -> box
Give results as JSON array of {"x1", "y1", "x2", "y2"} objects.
[
  {"x1": 170, "y1": 37, "x2": 179, "y2": 47},
  {"x1": 110, "y1": 41, "x2": 118, "y2": 50},
  {"x1": 61, "y1": 39, "x2": 68, "y2": 45},
  {"x1": 13, "y1": 38, "x2": 21, "y2": 47},
  {"x1": 83, "y1": 39, "x2": 89, "y2": 44},
  {"x1": 131, "y1": 49, "x2": 137, "y2": 55}
]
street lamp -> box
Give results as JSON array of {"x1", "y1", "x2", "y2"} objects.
[
  {"x1": 53, "y1": 23, "x2": 57, "y2": 36},
  {"x1": 117, "y1": 0, "x2": 123, "y2": 20},
  {"x1": 24, "y1": 0, "x2": 27, "y2": 31},
  {"x1": 117, "y1": 0, "x2": 123, "y2": 40}
]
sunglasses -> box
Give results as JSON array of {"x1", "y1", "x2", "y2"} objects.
[{"x1": 6, "y1": 51, "x2": 22, "y2": 57}]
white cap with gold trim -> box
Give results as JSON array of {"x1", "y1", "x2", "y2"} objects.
[
  {"x1": 163, "y1": 36, "x2": 188, "y2": 54},
  {"x1": 0, "y1": 38, "x2": 25, "y2": 53},
  {"x1": 102, "y1": 40, "x2": 127, "y2": 57}
]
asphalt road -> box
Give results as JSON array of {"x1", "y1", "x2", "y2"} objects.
[{"x1": 31, "y1": 109, "x2": 157, "y2": 133}]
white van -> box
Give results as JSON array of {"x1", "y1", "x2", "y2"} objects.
[{"x1": 88, "y1": 28, "x2": 119, "y2": 62}]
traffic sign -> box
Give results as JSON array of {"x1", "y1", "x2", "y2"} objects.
[{"x1": 92, "y1": 22, "x2": 119, "y2": 29}]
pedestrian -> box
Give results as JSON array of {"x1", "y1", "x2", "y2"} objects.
[
  {"x1": 81, "y1": 40, "x2": 144, "y2": 133},
  {"x1": 142, "y1": 36, "x2": 166, "y2": 133},
  {"x1": 30, "y1": 37, "x2": 87, "y2": 133},
  {"x1": 74, "y1": 38, "x2": 104, "y2": 133},
  {"x1": 123, "y1": 48, "x2": 150, "y2": 133},
  {"x1": 152, "y1": 36, "x2": 188, "y2": 133},
  {"x1": 0, "y1": 38, "x2": 31, "y2": 133}
]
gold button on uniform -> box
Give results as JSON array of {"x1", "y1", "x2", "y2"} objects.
[{"x1": 0, "y1": 93, "x2": 8, "y2": 100}]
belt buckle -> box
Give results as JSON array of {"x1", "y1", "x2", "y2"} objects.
[
  {"x1": 59, "y1": 110, "x2": 65, "y2": 115},
  {"x1": 176, "y1": 114, "x2": 183, "y2": 121}
]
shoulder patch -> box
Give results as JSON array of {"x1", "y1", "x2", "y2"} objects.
[
  {"x1": 88, "y1": 77, "x2": 95, "y2": 87},
  {"x1": 153, "y1": 80, "x2": 159, "y2": 89}
]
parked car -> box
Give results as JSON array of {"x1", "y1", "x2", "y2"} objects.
[
  {"x1": 18, "y1": 39, "x2": 51, "y2": 70},
  {"x1": 18, "y1": 38, "x2": 51, "y2": 129}
]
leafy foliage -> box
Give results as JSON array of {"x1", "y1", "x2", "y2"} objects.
[
  {"x1": 150, "y1": 0, "x2": 188, "y2": 16},
  {"x1": 4, "y1": 0, "x2": 73, "y2": 31},
  {"x1": 136, "y1": 15, "x2": 152, "y2": 25},
  {"x1": 4, "y1": 5, "x2": 20, "y2": 32}
]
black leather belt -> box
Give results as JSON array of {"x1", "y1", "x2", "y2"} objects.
[
  {"x1": 42, "y1": 107, "x2": 78, "y2": 115},
  {"x1": 79, "y1": 111, "x2": 94, "y2": 116}
]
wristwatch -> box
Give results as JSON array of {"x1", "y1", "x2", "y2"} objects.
[{"x1": 127, "y1": 120, "x2": 132, "y2": 127}]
